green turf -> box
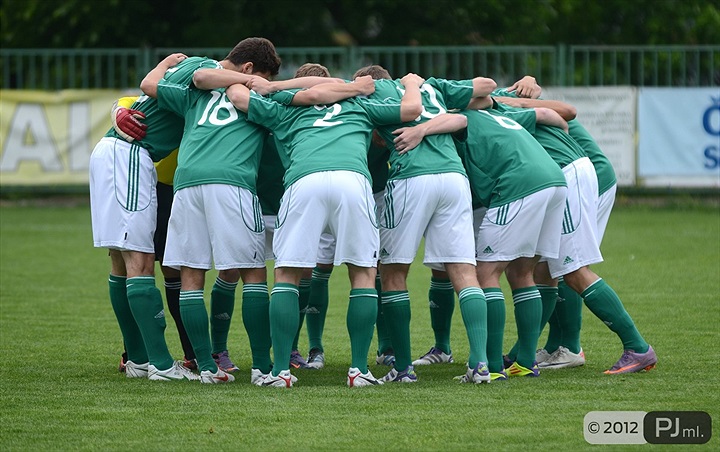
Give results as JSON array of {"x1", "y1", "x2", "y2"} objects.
[{"x1": 1, "y1": 203, "x2": 718, "y2": 450}]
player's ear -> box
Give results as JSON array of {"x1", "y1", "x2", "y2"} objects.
[{"x1": 241, "y1": 62, "x2": 254, "y2": 74}]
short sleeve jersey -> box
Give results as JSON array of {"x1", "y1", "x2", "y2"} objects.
[
  {"x1": 568, "y1": 120, "x2": 617, "y2": 194},
  {"x1": 157, "y1": 57, "x2": 267, "y2": 193},
  {"x1": 364, "y1": 78, "x2": 474, "y2": 181},
  {"x1": 455, "y1": 109, "x2": 566, "y2": 208},
  {"x1": 104, "y1": 95, "x2": 184, "y2": 162},
  {"x1": 492, "y1": 101, "x2": 586, "y2": 167},
  {"x1": 247, "y1": 88, "x2": 402, "y2": 189}
]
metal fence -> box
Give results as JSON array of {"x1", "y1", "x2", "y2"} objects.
[{"x1": 2, "y1": 45, "x2": 718, "y2": 90}]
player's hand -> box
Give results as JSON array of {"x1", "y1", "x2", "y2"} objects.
[
  {"x1": 508, "y1": 76, "x2": 541, "y2": 98},
  {"x1": 400, "y1": 72, "x2": 425, "y2": 87},
  {"x1": 353, "y1": 75, "x2": 376, "y2": 96},
  {"x1": 247, "y1": 77, "x2": 272, "y2": 95},
  {"x1": 112, "y1": 107, "x2": 147, "y2": 142},
  {"x1": 161, "y1": 53, "x2": 187, "y2": 69},
  {"x1": 392, "y1": 125, "x2": 425, "y2": 154}
]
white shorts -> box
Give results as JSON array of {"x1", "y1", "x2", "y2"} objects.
[
  {"x1": 90, "y1": 137, "x2": 157, "y2": 253},
  {"x1": 274, "y1": 171, "x2": 379, "y2": 268},
  {"x1": 546, "y1": 157, "x2": 603, "y2": 278},
  {"x1": 163, "y1": 184, "x2": 266, "y2": 270},
  {"x1": 379, "y1": 173, "x2": 476, "y2": 268},
  {"x1": 596, "y1": 183, "x2": 617, "y2": 244},
  {"x1": 475, "y1": 186, "x2": 566, "y2": 262}
]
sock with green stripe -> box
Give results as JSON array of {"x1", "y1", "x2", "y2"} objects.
[
  {"x1": 242, "y1": 283, "x2": 272, "y2": 373},
  {"x1": 210, "y1": 277, "x2": 237, "y2": 354},
  {"x1": 381, "y1": 291, "x2": 412, "y2": 371},
  {"x1": 582, "y1": 279, "x2": 649, "y2": 353},
  {"x1": 554, "y1": 279, "x2": 583, "y2": 354},
  {"x1": 179, "y1": 290, "x2": 217, "y2": 372},
  {"x1": 270, "y1": 283, "x2": 300, "y2": 376},
  {"x1": 306, "y1": 267, "x2": 331, "y2": 352},
  {"x1": 126, "y1": 276, "x2": 173, "y2": 370},
  {"x1": 108, "y1": 274, "x2": 147, "y2": 363},
  {"x1": 375, "y1": 274, "x2": 393, "y2": 355},
  {"x1": 293, "y1": 278, "x2": 311, "y2": 351},
  {"x1": 483, "y1": 287, "x2": 505, "y2": 373},
  {"x1": 429, "y1": 277, "x2": 455, "y2": 354},
  {"x1": 512, "y1": 286, "x2": 542, "y2": 369},
  {"x1": 347, "y1": 288, "x2": 378, "y2": 373},
  {"x1": 458, "y1": 286, "x2": 488, "y2": 368}
]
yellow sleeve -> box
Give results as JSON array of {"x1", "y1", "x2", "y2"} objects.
[
  {"x1": 155, "y1": 149, "x2": 178, "y2": 185},
  {"x1": 116, "y1": 96, "x2": 139, "y2": 109}
]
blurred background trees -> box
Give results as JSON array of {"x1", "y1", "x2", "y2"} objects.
[{"x1": 2, "y1": 0, "x2": 719, "y2": 49}]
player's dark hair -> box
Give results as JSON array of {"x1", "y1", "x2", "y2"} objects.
[
  {"x1": 294, "y1": 63, "x2": 330, "y2": 78},
  {"x1": 353, "y1": 65, "x2": 391, "y2": 80},
  {"x1": 226, "y1": 37, "x2": 281, "y2": 76}
]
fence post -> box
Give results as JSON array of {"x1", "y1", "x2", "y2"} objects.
[{"x1": 556, "y1": 43, "x2": 566, "y2": 86}]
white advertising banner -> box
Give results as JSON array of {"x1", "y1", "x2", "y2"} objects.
[
  {"x1": 543, "y1": 86, "x2": 637, "y2": 186},
  {"x1": 638, "y1": 88, "x2": 720, "y2": 187}
]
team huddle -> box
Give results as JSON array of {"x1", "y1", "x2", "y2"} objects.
[{"x1": 89, "y1": 37, "x2": 657, "y2": 388}]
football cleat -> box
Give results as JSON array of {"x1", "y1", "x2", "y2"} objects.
[
  {"x1": 290, "y1": 350, "x2": 311, "y2": 369},
  {"x1": 213, "y1": 350, "x2": 239, "y2": 373},
  {"x1": 124, "y1": 360, "x2": 149, "y2": 378},
  {"x1": 539, "y1": 346, "x2": 586, "y2": 369},
  {"x1": 454, "y1": 362, "x2": 491, "y2": 384},
  {"x1": 306, "y1": 348, "x2": 325, "y2": 369},
  {"x1": 381, "y1": 365, "x2": 418, "y2": 383},
  {"x1": 604, "y1": 345, "x2": 657, "y2": 375},
  {"x1": 412, "y1": 347, "x2": 454, "y2": 365},
  {"x1": 148, "y1": 360, "x2": 201, "y2": 381},
  {"x1": 507, "y1": 361, "x2": 540, "y2": 377},
  {"x1": 256, "y1": 369, "x2": 297, "y2": 388},
  {"x1": 200, "y1": 368, "x2": 235, "y2": 384},
  {"x1": 347, "y1": 367, "x2": 384, "y2": 387},
  {"x1": 376, "y1": 351, "x2": 396, "y2": 366}
]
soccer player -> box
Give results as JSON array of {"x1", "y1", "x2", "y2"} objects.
[
  {"x1": 89, "y1": 52, "x2": 199, "y2": 382},
  {"x1": 225, "y1": 72, "x2": 421, "y2": 387},
  {"x1": 140, "y1": 37, "x2": 282, "y2": 384},
  {"x1": 492, "y1": 98, "x2": 657, "y2": 375},
  {"x1": 112, "y1": 99, "x2": 198, "y2": 373},
  {"x1": 353, "y1": 65, "x2": 496, "y2": 384}
]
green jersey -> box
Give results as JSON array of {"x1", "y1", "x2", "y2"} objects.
[
  {"x1": 568, "y1": 120, "x2": 617, "y2": 195},
  {"x1": 493, "y1": 88, "x2": 616, "y2": 194},
  {"x1": 257, "y1": 134, "x2": 287, "y2": 216},
  {"x1": 247, "y1": 89, "x2": 403, "y2": 189},
  {"x1": 365, "y1": 78, "x2": 474, "y2": 181},
  {"x1": 456, "y1": 109, "x2": 566, "y2": 208},
  {"x1": 492, "y1": 101, "x2": 586, "y2": 167},
  {"x1": 104, "y1": 95, "x2": 184, "y2": 162},
  {"x1": 157, "y1": 57, "x2": 267, "y2": 193}
]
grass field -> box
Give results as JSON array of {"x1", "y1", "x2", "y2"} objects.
[{"x1": 1, "y1": 201, "x2": 718, "y2": 450}]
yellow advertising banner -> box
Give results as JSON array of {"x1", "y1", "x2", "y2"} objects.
[{"x1": 0, "y1": 90, "x2": 140, "y2": 186}]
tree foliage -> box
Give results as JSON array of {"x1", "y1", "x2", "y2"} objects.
[{"x1": 2, "y1": 0, "x2": 719, "y2": 48}]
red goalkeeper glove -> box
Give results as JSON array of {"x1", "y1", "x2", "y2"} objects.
[{"x1": 112, "y1": 107, "x2": 147, "y2": 142}]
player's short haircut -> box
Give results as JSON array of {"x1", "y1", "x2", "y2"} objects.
[
  {"x1": 226, "y1": 37, "x2": 281, "y2": 76},
  {"x1": 353, "y1": 65, "x2": 392, "y2": 80},
  {"x1": 294, "y1": 63, "x2": 330, "y2": 78}
]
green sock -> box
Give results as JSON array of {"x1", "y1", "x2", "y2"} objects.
[
  {"x1": 537, "y1": 285, "x2": 559, "y2": 352},
  {"x1": 242, "y1": 283, "x2": 272, "y2": 373},
  {"x1": 555, "y1": 279, "x2": 583, "y2": 354},
  {"x1": 483, "y1": 287, "x2": 505, "y2": 373},
  {"x1": 179, "y1": 290, "x2": 216, "y2": 372},
  {"x1": 458, "y1": 287, "x2": 488, "y2": 367},
  {"x1": 512, "y1": 286, "x2": 542, "y2": 368},
  {"x1": 108, "y1": 274, "x2": 147, "y2": 363},
  {"x1": 375, "y1": 275, "x2": 393, "y2": 355},
  {"x1": 381, "y1": 291, "x2": 412, "y2": 371},
  {"x1": 270, "y1": 283, "x2": 300, "y2": 376},
  {"x1": 306, "y1": 267, "x2": 331, "y2": 352},
  {"x1": 293, "y1": 278, "x2": 311, "y2": 351},
  {"x1": 429, "y1": 277, "x2": 455, "y2": 354},
  {"x1": 582, "y1": 279, "x2": 649, "y2": 353},
  {"x1": 210, "y1": 277, "x2": 237, "y2": 354},
  {"x1": 126, "y1": 276, "x2": 173, "y2": 370},
  {"x1": 346, "y1": 289, "x2": 378, "y2": 373}
]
